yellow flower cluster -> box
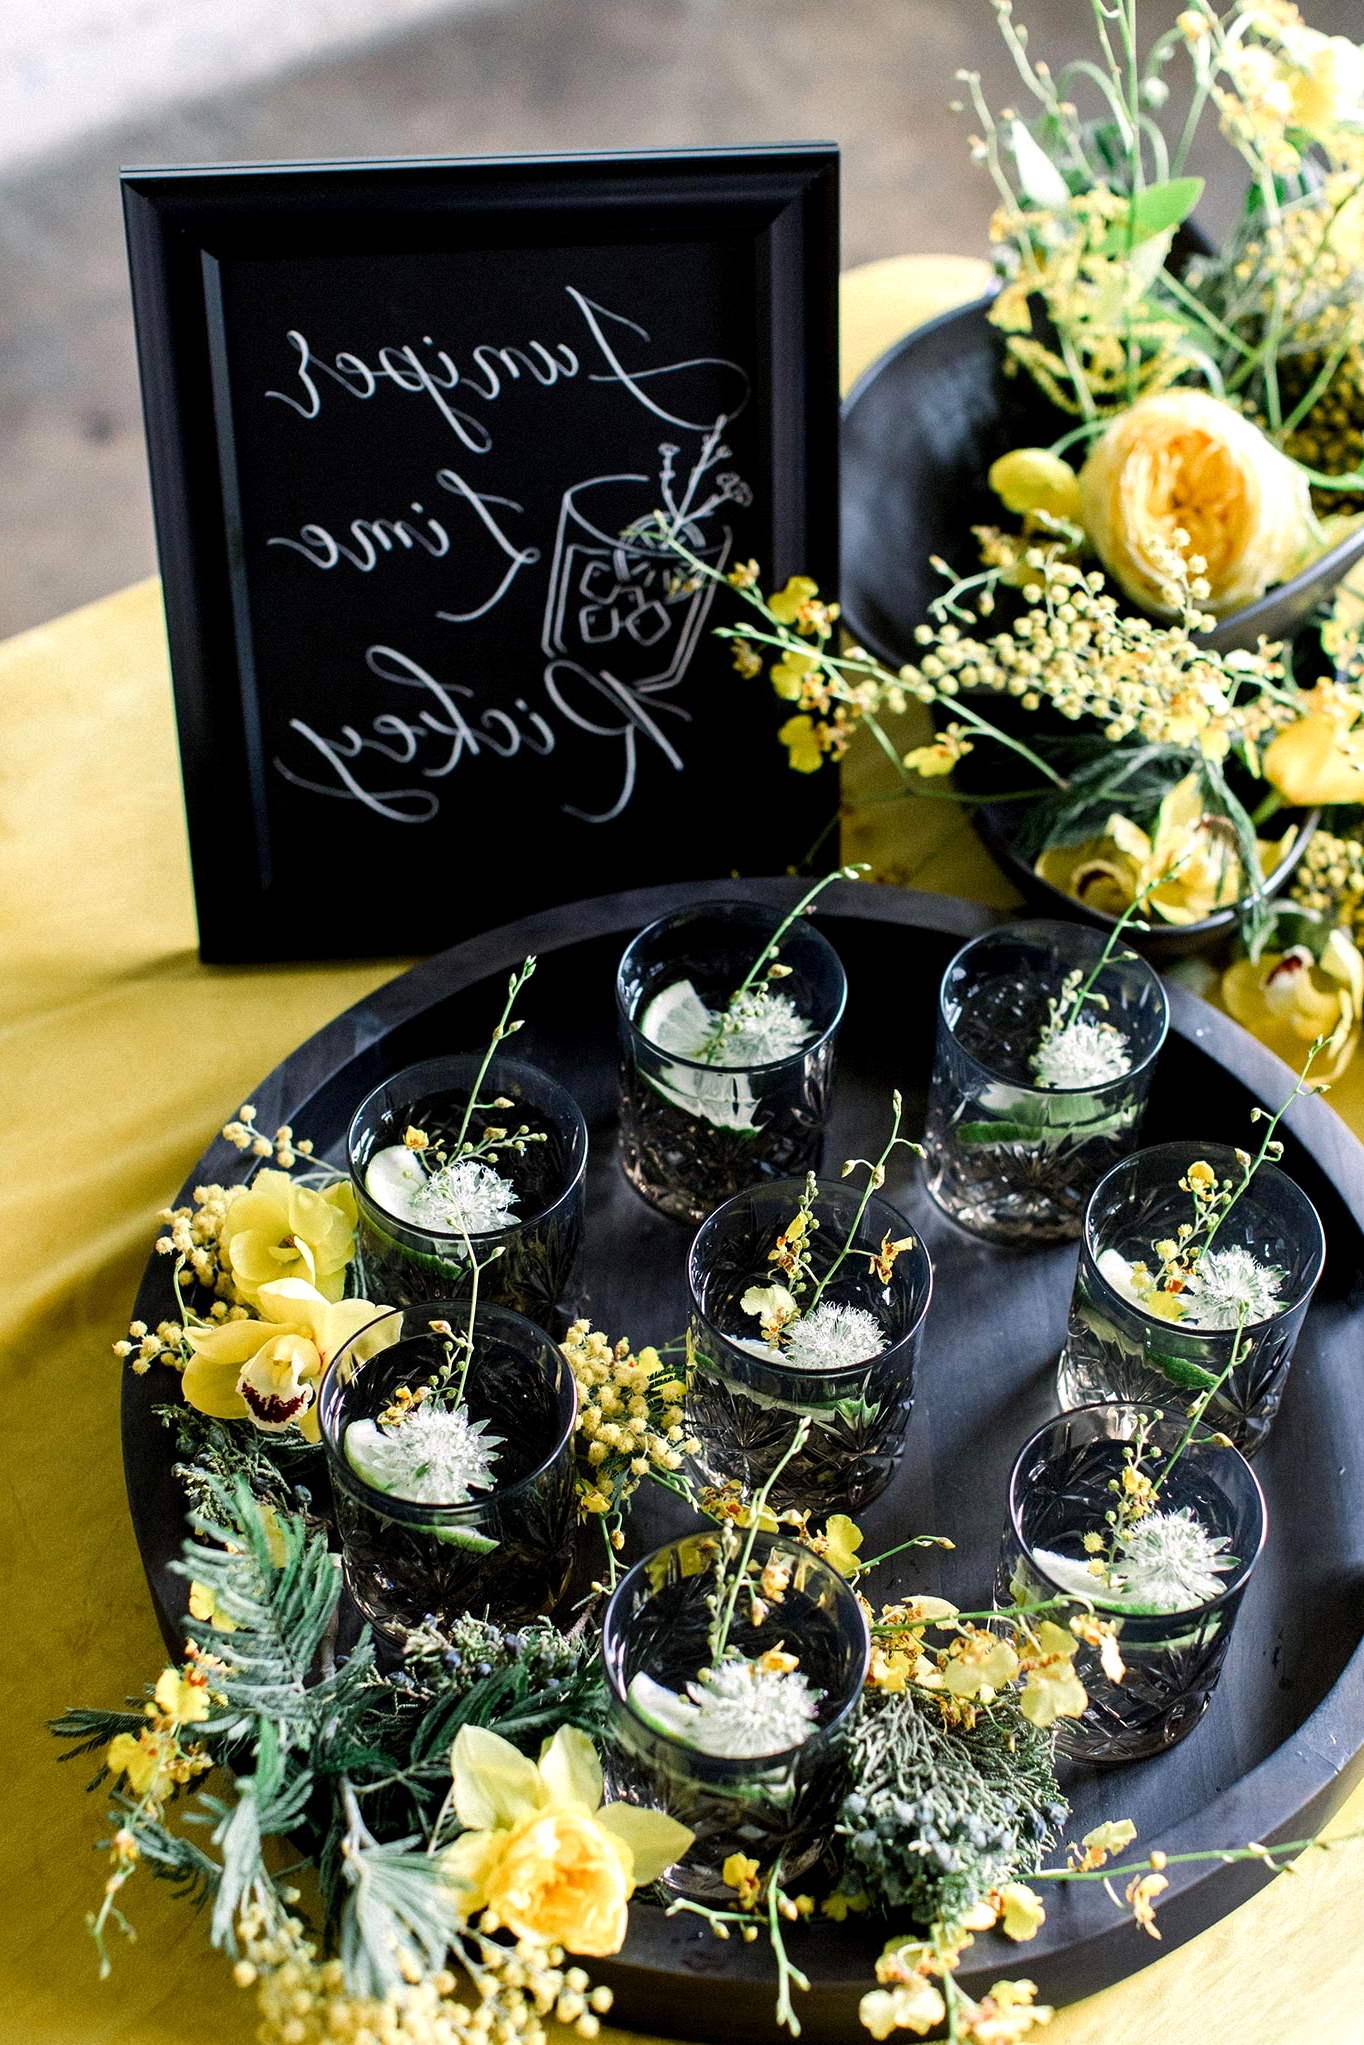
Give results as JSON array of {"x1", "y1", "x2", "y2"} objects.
[
  {"x1": 866, "y1": 1599, "x2": 1103, "y2": 1732},
  {"x1": 223, "y1": 1101, "x2": 316, "y2": 1170},
  {"x1": 901, "y1": 541, "x2": 1286, "y2": 758},
  {"x1": 861, "y1": 1922, "x2": 1053, "y2": 2043},
  {"x1": 237, "y1": 1900, "x2": 613, "y2": 2045},
  {"x1": 105, "y1": 1657, "x2": 216, "y2": 1808},
  {"x1": 1195, "y1": 1, "x2": 1364, "y2": 175},
  {"x1": 987, "y1": 186, "x2": 1193, "y2": 417},
  {"x1": 560, "y1": 1322, "x2": 699, "y2": 1519},
  {"x1": 1291, "y1": 826, "x2": 1364, "y2": 940}
]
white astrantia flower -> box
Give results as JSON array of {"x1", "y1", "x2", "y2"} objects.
[
  {"x1": 627, "y1": 1657, "x2": 821, "y2": 1758},
  {"x1": 1180, "y1": 1243, "x2": 1286, "y2": 1329},
  {"x1": 366, "y1": 1145, "x2": 519, "y2": 1234},
  {"x1": 1112, "y1": 1506, "x2": 1237, "y2": 1610},
  {"x1": 344, "y1": 1403, "x2": 502, "y2": 1504},
  {"x1": 639, "y1": 979, "x2": 815, "y2": 1132},
  {"x1": 1031, "y1": 1013, "x2": 1133, "y2": 1090},
  {"x1": 1034, "y1": 1505, "x2": 1236, "y2": 1614},
  {"x1": 782, "y1": 1301, "x2": 887, "y2": 1372}
]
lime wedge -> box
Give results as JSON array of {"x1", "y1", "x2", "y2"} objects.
[
  {"x1": 641, "y1": 979, "x2": 714, "y2": 1059},
  {"x1": 627, "y1": 1672, "x2": 701, "y2": 1740}
]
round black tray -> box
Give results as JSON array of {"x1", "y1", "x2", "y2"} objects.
[{"x1": 122, "y1": 878, "x2": 1364, "y2": 2042}]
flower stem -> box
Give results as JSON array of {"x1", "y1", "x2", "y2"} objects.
[
  {"x1": 455, "y1": 956, "x2": 536, "y2": 1152},
  {"x1": 807, "y1": 1091, "x2": 919, "y2": 1312}
]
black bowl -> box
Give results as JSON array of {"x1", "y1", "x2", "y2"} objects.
[
  {"x1": 840, "y1": 295, "x2": 1326, "y2": 957},
  {"x1": 840, "y1": 293, "x2": 1364, "y2": 664}
]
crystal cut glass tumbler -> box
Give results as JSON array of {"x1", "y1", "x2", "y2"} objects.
[
  {"x1": 347, "y1": 1053, "x2": 587, "y2": 1328},
  {"x1": 320, "y1": 1300, "x2": 578, "y2": 1637},
  {"x1": 600, "y1": 1531, "x2": 869, "y2": 1900},
  {"x1": 998, "y1": 1404, "x2": 1266, "y2": 1763},
  {"x1": 616, "y1": 901, "x2": 847, "y2": 1223},
  {"x1": 923, "y1": 919, "x2": 1167, "y2": 1244},
  {"x1": 1056, "y1": 1141, "x2": 1324, "y2": 1454},
  {"x1": 685, "y1": 1178, "x2": 932, "y2": 1514}
]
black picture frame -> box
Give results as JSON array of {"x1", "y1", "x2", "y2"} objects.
[{"x1": 121, "y1": 146, "x2": 840, "y2": 964}]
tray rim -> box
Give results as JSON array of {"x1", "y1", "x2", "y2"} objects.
[{"x1": 121, "y1": 877, "x2": 1364, "y2": 2031}]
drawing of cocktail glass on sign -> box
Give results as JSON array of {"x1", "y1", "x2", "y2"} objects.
[{"x1": 542, "y1": 429, "x2": 750, "y2": 692}]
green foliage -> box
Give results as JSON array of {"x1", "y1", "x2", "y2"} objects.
[{"x1": 836, "y1": 1688, "x2": 1068, "y2": 1927}]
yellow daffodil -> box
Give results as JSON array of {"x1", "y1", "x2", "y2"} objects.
[
  {"x1": 1222, "y1": 928, "x2": 1364, "y2": 1080},
  {"x1": 821, "y1": 1514, "x2": 864, "y2": 1580},
  {"x1": 778, "y1": 713, "x2": 825, "y2": 774},
  {"x1": 442, "y1": 1724, "x2": 692, "y2": 1957},
  {"x1": 1036, "y1": 772, "x2": 1296, "y2": 925},
  {"x1": 181, "y1": 1278, "x2": 393, "y2": 1440},
  {"x1": 1263, "y1": 688, "x2": 1364, "y2": 806},
  {"x1": 997, "y1": 1883, "x2": 1047, "y2": 1942},
  {"x1": 989, "y1": 447, "x2": 1083, "y2": 525},
  {"x1": 220, "y1": 1169, "x2": 358, "y2": 1307}
]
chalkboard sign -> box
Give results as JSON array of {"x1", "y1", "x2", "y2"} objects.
[{"x1": 121, "y1": 148, "x2": 839, "y2": 963}]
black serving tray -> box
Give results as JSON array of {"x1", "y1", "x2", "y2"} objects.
[{"x1": 121, "y1": 878, "x2": 1364, "y2": 2042}]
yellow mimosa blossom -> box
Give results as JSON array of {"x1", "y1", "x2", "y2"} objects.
[
  {"x1": 1222, "y1": 928, "x2": 1364, "y2": 1080},
  {"x1": 181, "y1": 1278, "x2": 393, "y2": 1440},
  {"x1": 442, "y1": 1724, "x2": 692, "y2": 1957},
  {"x1": 220, "y1": 1169, "x2": 358, "y2": 1307}
]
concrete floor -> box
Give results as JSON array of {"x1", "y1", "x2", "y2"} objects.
[{"x1": 2, "y1": 0, "x2": 1361, "y2": 637}]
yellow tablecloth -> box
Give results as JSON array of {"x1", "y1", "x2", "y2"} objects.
[{"x1": 2, "y1": 256, "x2": 1361, "y2": 2045}]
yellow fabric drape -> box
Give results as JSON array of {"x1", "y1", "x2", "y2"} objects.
[{"x1": 1, "y1": 256, "x2": 1359, "y2": 2045}]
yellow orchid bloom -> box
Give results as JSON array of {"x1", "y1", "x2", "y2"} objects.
[
  {"x1": 770, "y1": 647, "x2": 819, "y2": 700},
  {"x1": 1222, "y1": 928, "x2": 1364, "y2": 1081},
  {"x1": 767, "y1": 575, "x2": 820, "y2": 624},
  {"x1": 442, "y1": 1723, "x2": 693, "y2": 1957},
  {"x1": 181, "y1": 1279, "x2": 393, "y2": 1440},
  {"x1": 220, "y1": 1169, "x2": 358, "y2": 1307},
  {"x1": 778, "y1": 713, "x2": 826, "y2": 774},
  {"x1": 1263, "y1": 689, "x2": 1364, "y2": 806},
  {"x1": 821, "y1": 1513, "x2": 864, "y2": 1580},
  {"x1": 1036, "y1": 773, "x2": 1296, "y2": 925},
  {"x1": 998, "y1": 1883, "x2": 1047, "y2": 1942}
]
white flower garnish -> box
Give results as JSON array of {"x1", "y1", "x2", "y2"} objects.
[
  {"x1": 1034, "y1": 1506, "x2": 1235, "y2": 1615},
  {"x1": 1031, "y1": 1013, "x2": 1132, "y2": 1090},
  {"x1": 1180, "y1": 1244, "x2": 1286, "y2": 1328},
  {"x1": 344, "y1": 1403, "x2": 502, "y2": 1504},
  {"x1": 639, "y1": 978, "x2": 815, "y2": 1132},
  {"x1": 367, "y1": 1146, "x2": 519, "y2": 1235},
  {"x1": 782, "y1": 1301, "x2": 887, "y2": 1372},
  {"x1": 1095, "y1": 1243, "x2": 1285, "y2": 1327},
  {"x1": 627, "y1": 1658, "x2": 821, "y2": 1757}
]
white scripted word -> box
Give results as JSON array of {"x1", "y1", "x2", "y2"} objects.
[
  {"x1": 266, "y1": 466, "x2": 539, "y2": 623},
  {"x1": 274, "y1": 644, "x2": 685, "y2": 825}
]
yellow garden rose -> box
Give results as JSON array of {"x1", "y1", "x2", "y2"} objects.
[
  {"x1": 1078, "y1": 390, "x2": 1316, "y2": 618},
  {"x1": 1263, "y1": 688, "x2": 1364, "y2": 806},
  {"x1": 443, "y1": 1724, "x2": 692, "y2": 1958},
  {"x1": 181, "y1": 1277, "x2": 393, "y2": 1439},
  {"x1": 1222, "y1": 929, "x2": 1364, "y2": 1081},
  {"x1": 220, "y1": 1168, "x2": 358, "y2": 1307}
]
